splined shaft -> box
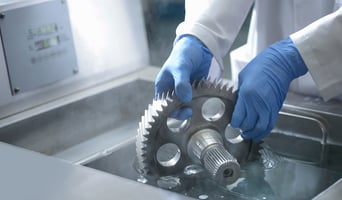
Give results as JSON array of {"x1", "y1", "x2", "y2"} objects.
[{"x1": 188, "y1": 129, "x2": 240, "y2": 185}]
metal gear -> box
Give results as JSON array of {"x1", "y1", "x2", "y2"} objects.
[{"x1": 136, "y1": 79, "x2": 251, "y2": 185}]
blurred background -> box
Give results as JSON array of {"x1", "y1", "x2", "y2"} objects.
[{"x1": 142, "y1": 0, "x2": 252, "y2": 79}]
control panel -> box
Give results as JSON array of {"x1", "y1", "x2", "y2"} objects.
[{"x1": 0, "y1": 0, "x2": 78, "y2": 95}]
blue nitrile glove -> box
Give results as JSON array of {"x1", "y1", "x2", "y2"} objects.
[
  {"x1": 231, "y1": 37, "x2": 308, "y2": 141},
  {"x1": 155, "y1": 35, "x2": 213, "y2": 119}
]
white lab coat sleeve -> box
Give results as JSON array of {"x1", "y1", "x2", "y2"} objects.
[
  {"x1": 290, "y1": 7, "x2": 342, "y2": 101},
  {"x1": 176, "y1": 0, "x2": 254, "y2": 78}
]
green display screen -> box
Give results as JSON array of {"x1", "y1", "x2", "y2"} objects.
[
  {"x1": 34, "y1": 36, "x2": 60, "y2": 51},
  {"x1": 39, "y1": 23, "x2": 58, "y2": 34}
]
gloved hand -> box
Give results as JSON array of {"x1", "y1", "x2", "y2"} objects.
[
  {"x1": 231, "y1": 37, "x2": 308, "y2": 141},
  {"x1": 155, "y1": 35, "x2": 213, "y2": 119}
]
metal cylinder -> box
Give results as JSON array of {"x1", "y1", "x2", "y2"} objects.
[{"x1": 187, "y1": 129, "x2": 240, "y2": 185}]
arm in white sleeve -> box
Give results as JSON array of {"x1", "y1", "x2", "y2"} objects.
[
  {"x1": 290, "y1": 8, "x2": 342, "y2": 100},
  {"x1": 176, "y1": 0, "x2": 254, "y2": 75}
]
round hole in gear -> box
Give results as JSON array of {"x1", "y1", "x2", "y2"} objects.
[
  {"x1": 166, "y1": 107, "x2": 191, "y2": 133},
  {"x1": 156, "y1": 143, "x2": 181, "y2": 167},
  {"x1": 224, "y1": 124, "x2": 243, "y2": 144},
  {"x1": 202, "y1": 97, "x2": 225, "y2": 121}
]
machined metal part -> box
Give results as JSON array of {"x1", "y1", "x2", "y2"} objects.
[
  {"x1": 136, "y1": 79, "x2": 251, "y2": 185},
  {"x1": 187, "y1": 129, "x2": 240, "y2": 184}
]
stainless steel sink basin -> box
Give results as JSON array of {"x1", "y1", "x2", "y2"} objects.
[
  {"x1": 84, "y1": 114, "x2": 342, "y2": 200},
  {"x1": 0, "y1": 79, "x2": 154, "y2": 161},
  {"x1": 0, "y1": 75, "x2": 341, "y2": 200}
]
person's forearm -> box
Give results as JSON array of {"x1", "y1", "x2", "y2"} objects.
[
  {"x1": 290, "y1": 7, "x2": 342, "y2": 100},
  {"x1": 176, "y1": 0, "x2": 254, "y2": 71}
]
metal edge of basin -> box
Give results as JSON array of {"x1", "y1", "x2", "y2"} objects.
[{"x1": 313, "y1": 178, "x2": 342, "y2": 200}]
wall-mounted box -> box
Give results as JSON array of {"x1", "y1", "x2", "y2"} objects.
[{"x1": 0, "y1": 0, "x2": 78, "y2": 95}]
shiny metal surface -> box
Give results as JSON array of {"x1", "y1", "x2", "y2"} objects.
[
  {"x1": 313, "y1": 178, "x2": 342, "y2": 200},
  {"x1": 284, "y1": 92, "x2": 342, "y2": 145},
  {"x1": 0, "y1": 141, "x2": 194, "y2": 200},
  {"x1": 0, "y1": 68, "x2": 158, "y2": 159}
]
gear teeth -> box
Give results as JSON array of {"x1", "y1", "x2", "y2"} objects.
[
  {"x1": 160, "y1": 92, "x2": 166, "y2": 99},
  {"x1": 156, "y1": 107, "x2": 164, "y2": 114},
  {"x1": 212, "y1": 78, "x2": 220, "y2": 87},
  {"x1": 206, "y1": 81, "x2": 213, "y2": 89},
  {"x1": 200, "y1": 79, "x2": 208, "y2": 88},
  {"x1": 194, "y1": 79, "x2": 204, "y2": 89},
  {"x1": 145, "y1": 109, "x2": 152, "y2": 123},
  {"x1": 166, "y1": 91, "x2": 174, "y2": 100},
  {"x1": 156, "y1": 93, "x2": 161, "y2": 100},
  {"x1": 191, "y1": 79, "x2": 200, "y2": 89},
  {"x1": 223, "y1": 84, "x2": 229, "y2": 91},
  {"x1": 227, "y1": 86, "x2": 233, "y2": 93},
  {"x1": 140, "y1": 116, "x2": 147, "y2": 133},
  {"x1": 152, "y1": 115, "x2": 159, "y2": 122},
  {"x1": 213, "y1": 80, "x2": 220, "y2": 88},
  {"x1": 217, "y1": 80, "x2": 225, "y2": 90},
  {"x1": 137, "y1": 123, "x2": 143, "y2": 138}
]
